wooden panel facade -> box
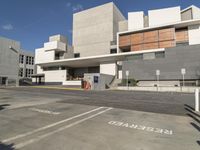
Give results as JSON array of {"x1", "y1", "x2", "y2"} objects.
[
  {"x1": 175, "y1": 28, "x2": 188, "y2": 43},
  {"x1": 144, "y1": 42, "x2": 159, "y2": 50},
  {"x1": 119, "y1": 27, "x2": 190, "y2": 52},
  {"x1": 131, "y1": 44, "x2": 143, "y2": 51},
  {"x1": 159, "y1": 40, "x2": 176, "y2": 48},
  {"x1": 119, "y1": 35, "x2": 131, "y2": 47},
  {"x1": 131, "y1": 33, "x2": 143, "y2": 44},
  {"x1": 159, "y1": 28, "x2": 175, "y2": 41},
  {"x1": 143, "y1": 30, "x2": 159, "y2": 43}
]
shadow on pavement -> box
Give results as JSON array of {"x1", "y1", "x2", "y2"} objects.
[
  {"x1": 0, "y1": 142, "x2": 15, "y2": 150},
  {"x1": 0, "y1": 104, "x2": 10, "y2": 111},
  {"x1": 185, "y1": 104, "x2": 200, "y2": 146},
  {"x1": 184, "y1": 104, "x2": 194, "y2": 111}
]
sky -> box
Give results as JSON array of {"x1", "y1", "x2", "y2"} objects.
[{"x1": 0, "y1": 0, "x2": 200, "y2": 52}]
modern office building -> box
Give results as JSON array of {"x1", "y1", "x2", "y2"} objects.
[
  {"x1": 35, "y1": 3, "x2": 200, "y2": 88},
  {"x1": 0, "y1": 37, "x2": 35, "y2": 86}
]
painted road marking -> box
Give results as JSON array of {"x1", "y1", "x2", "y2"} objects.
[
  {"x1": 108, "y1": 121, "x2": 173, "y2": 135},
  {"x1": 14, "y1": 107, "x2": 113, "y2": 149},
  {"x1": 30, "y1": 108, "x2": 61, "y2": 115},
  {"x1": 2, "y1": 107, "x2": 105, "y2": 143}
]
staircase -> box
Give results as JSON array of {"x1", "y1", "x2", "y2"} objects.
[{"x1": 108, "y1": 76, "x2": 122, "y2": 89}]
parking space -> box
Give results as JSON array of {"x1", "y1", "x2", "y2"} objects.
[{"x1": 0, "y1": 87, "x2": 199, "y2": 150}]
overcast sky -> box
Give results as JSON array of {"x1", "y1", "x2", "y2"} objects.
[{"x1": 0, "y1": 0, "x2": 199, "y2": 52}]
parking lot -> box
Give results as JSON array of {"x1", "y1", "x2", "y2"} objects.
[{"x1": 0, "y1": 87, "x2": 199, "y2": 150}]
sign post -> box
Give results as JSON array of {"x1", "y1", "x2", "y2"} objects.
[
  {"x1": 126, "y1": 70, "x2": 129, "y2": 90},
  {"x1": 181, "y1": 68, "x2": 186, "y2": 87},
  {"x1": 156, "y1": 70, "x2": 160, "y2": 88},
  {"x1": 195, "y1": 89, "x2": 199, "y2": 112}
]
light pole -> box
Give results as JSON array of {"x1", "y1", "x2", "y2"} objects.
[
  {"x1": 126, "y1": 70, "x2": 129, "y2": 90},
  {"x1": 181, "y1": 68, "x2": 186, "y2": 87},
  {"x1": 9, "y1": 46, "x2": 19, "y2": 87}
]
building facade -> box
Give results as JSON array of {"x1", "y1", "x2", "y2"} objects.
[
  {"x1": 0, "y1": 37, "x2": 35, "y2": 86},
  {"x1": 35, "y1": 3, "x2": 200, "y2": 88}
]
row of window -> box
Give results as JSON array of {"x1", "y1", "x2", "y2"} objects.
[
  {"x1": 19, "y1": 55, "x2": 34, "y2": 65},
  {"x1": 126, "y1": 51, "x2": 165, "y2": 61},
  {"x1": 19, "y1": 68, "x2": 34, "y2": 78}
]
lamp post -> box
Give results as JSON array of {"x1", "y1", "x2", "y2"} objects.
[
  {"x1": 9, "y1": 46, "x2": 19, "y2": 87},
  {"x1": 126, "y1": 70, "x2": 129, "y2": 90}
]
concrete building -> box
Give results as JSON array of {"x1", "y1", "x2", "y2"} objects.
[
  {"x1": 35, "y1": 3, "x2": 200, "y2": 89},
  {"x1": 73, "y1": 2, "x2": 126, "y2": 57},
  {"x1": 0, "y1": 37, "x2": 34, "y2": 86}
]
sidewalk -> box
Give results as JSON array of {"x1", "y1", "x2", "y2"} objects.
[{"x1": 116, "y1": 86, "x2": 200, "y2": 93}]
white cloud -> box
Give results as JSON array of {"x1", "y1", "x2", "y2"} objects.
[
  {"x1": 72, "y1": 4, "x2": 83, "y2": 12},
  {"x1": 2, "y1": 24, "x2": 14, "y2": 30}
]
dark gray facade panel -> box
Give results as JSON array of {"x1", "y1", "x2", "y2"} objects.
[
  {"x1": 181, "y1": 9, "x2": 193, "y2": 21},
  {"x1": 122, "y1": 45, "x2": 200, "y2": 81}
]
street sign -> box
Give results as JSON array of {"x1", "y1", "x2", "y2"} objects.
[
  {"x1": 156, "y1": 70, "x2": 160, "y2": 76},
  {"x1": 181, "y1": 68, "x2": 186, "y2": 75},
  {"x1": 126, "y1": 70, "x2": 129, "y2": 76}
]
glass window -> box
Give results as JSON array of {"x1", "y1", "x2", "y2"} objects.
[
  {"x1": 74, "y1": 53, "x2": 80, "y2": 58},
  {"x1": 26, "y1": 56, "x2": 29, "y2": 64},
  {"x1": 110, "y1": 49, "x2": 117, "y2": 54},
  {"x1": 155, "y1": 51, "x2": 165, "y2": 58},
  {"x1": 126, "y1": 54, "x2": 143, "y2": 60}
]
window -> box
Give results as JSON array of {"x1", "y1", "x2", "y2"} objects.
[
  {"x1": 176, "y1": 42, "x2": 189, "y2": 47},
  {"x1": 43, "y1": 66, "x2": 59, "y2": 71},
  {"x1": 74, "y1": 53, "x2": 80, "y2": 58},
  {"x1": 126, "y1": 54, "x2": 143, "y2": 60},
  {"x1": 110, "y1": 49, "x2": 117, "y2": 54},
  {"x1": 25, "y1": 69, "x2": 28, "y2": 77},
  {"x1": 29, "y1": 57, "x2": 31, "y2": 65},
  {"x1": 19, "y1": 68, "x2": 23, "y2": 77},
  {"x1": 31, "y1": 57, "x2": 34, "y2": 65},
  {"x1": 26, "y1": 56, "x2": 29, "y2": 64},
  {"x1": 19, "y1": 55, "x2": 24, "y2": 64},
  {"x1": 155, "y1": 51, "x2": 165, "y2": 58}
]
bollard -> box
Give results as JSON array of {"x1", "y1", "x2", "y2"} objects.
[{"x1": 195, "y1": 89, "x2": 199, "y2": 112}]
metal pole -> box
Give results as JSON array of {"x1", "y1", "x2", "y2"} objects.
[
  {"x1": 127, "y1": 75, "x2": 129, "y2": 90},
  {"x1": 183, "y1": 74, "x2": 185, "y2": 87},
  {"x1": 195, "y1": 89, "x2": 199, "y2": 112}
]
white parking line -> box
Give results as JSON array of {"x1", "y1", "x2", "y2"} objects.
[
  {"x1": 2, "y1": 107, "x2": 105, "y2": 143},
  {"x1": 30, "y1": 108, "x2": 61, "y2": 115},
  {"x1": 14, "y1": 107, "x2": 113, "y2": 149}
]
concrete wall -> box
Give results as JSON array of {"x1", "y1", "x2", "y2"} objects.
[
  {"x1": 148, "y1": 6, "x2": 181, "y2": 27},
  {"x1": 73, "y1": 2, "x2": 125, "y2": 57},
  {"x1": 84, "y1": 73, "x2": 114, "y2": 90},
  {"x1": 128, "y1": 11, "x2": 144, "y2": 30},
  {"x1": 188, "y1": 25, "x2": 200, "y2": 45},
  {"x1": 35, "y1": 48, "x2": 55, "y2": 64},
  {"x1": 44, "y1": 70, "x2": 67, "y2": 83},
  {"x1": 0, "y1": 37, "x2": 20, "y2": 85},
  {"x1": 122, "y1": 44, "x2": 200, "y2": 81},
  {"x1": 118, "y1": 20, "x2": 128, "y2": 32},
  {"x1": 192, "y1": 5, "x2": 200, "y2": 19},
  {"x1": 100, "y1": 62, "x2": 116, "y2": 76}
]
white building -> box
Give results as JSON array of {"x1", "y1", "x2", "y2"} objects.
[{"x1": 34, "y1": 3, "x2": 200, "y2": 89}]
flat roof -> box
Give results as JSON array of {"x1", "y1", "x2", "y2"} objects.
[
  {"x1": 36, "y1": 49, "x2": 164, "y2": 68},
  {"x1": 118, "y1": 19, "x2": 200, "y2": 35}
]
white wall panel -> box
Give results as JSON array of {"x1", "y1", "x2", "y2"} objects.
[
  {"x1": 188, "y1": 24, "x2": 200, "y2": 45},
  {"x1": 128, "y1": 11, "x2": 144, "y2": 30},
  {"x1": 100, "y1": 62, "x2": 116, "y2": 76},
  {"x1": 149, "y1": 6, "x2": 181, "y2": 27}
]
